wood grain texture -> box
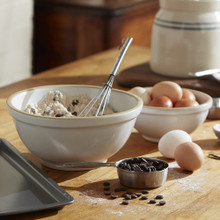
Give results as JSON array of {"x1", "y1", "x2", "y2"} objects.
[{"x1": 1, "y1": 46, "x2": 220, "y2": 220}]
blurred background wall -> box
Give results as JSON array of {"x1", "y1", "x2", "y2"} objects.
[
  {"x1": 0, "y1": 0, "x2": 159, "y2": 86},
  {"x1": 0, "y1": 0, "x2": 33, "y2": 87}
]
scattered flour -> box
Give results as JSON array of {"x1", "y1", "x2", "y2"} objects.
[
  {"x1": 108, "y1": 210, "x2": 123, "y2": 216},
  {"x1": 176, "y1": 179, "x2": 201, "y2": 191},
  {"x1": 168, "y1": 161, "x2": 201, "y2": 192}
]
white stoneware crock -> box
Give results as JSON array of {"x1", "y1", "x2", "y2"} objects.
[{"x1": 150, "y1": 0, "x2": 220, "y2": 78}]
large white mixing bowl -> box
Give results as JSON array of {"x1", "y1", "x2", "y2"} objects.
[{"x1": 7, "y1": 85, "x2": 143, "y2": 170}]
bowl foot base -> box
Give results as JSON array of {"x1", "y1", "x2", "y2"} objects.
[{"x1": 142, "y1": 135, "x2": 159, "y2": 143}]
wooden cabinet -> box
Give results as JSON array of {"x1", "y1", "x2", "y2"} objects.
[{"x1": 33, "y1": 0, "x2": 159, "y2": 73}]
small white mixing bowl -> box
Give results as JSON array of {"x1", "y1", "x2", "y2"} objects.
[
  {"x1": 6, "y1": 85, "x2": 143, "y2": 170},
  {"x1": 134, "y1": 88, "x2": 212, "y2": 143}
]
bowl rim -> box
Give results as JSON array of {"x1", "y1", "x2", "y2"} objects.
[
  {"x1": 141, "y1": 87, "x2": 213, "y2": 115},
  {"x1": 6, "y1": 84, "x2": 143, "y2": 120}
]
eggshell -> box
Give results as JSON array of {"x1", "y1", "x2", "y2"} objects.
[
  {"x1": 129, "y1": 87, "x2": 146, "y2": 97},
  {"x1": 141, "y1": 90, "x2": 151, "y2": 105},
  {"x1": 158, "y1": 130, "x2": 192, "y2": 159},
  {"x1": 151, "y1": 81, "x2": 183, "y2": 103},
  {"x1": 174, "y1": 99, "x2": 199, "y2": 107},
  {"x1": 182, "y1": 89, "x2": 196, "y2": 101},
  {"x1": 149, "y1": 96, "x2": 173, "y2": 108},
  {"x1": 129, "y1": 87, "x2": 151, "y2": 105},
  {"x1": 174, "y1": 142, "x2": 204, "y2": 171}
]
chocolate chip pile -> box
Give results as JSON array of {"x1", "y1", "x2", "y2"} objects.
[
  {"x1": 103, "y1": 182, "x2": 166, "y2": 206},
  {"x1": 118, "y1": 157, "x2": 167, "y2": 172}
]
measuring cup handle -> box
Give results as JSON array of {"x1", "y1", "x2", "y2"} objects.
[{"x1": 56, "y1": 161, "x2": 116, "y2": 168}]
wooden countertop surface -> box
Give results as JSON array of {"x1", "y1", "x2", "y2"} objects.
[{"x1": 1, "y1": 46, "x2": 220, "y2": 220}]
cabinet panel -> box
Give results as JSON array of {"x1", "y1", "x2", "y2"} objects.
[{"x1": 33, "y1": 0, "x2": 159, "y2": 73}]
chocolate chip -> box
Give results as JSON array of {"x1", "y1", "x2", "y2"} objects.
[
  {"x1": 142, "y1": 190, "x2": 149, "y2": 194},
  {"x1": 135, "y1": 193, "x2": 142, "y2": 197},
  {"x1": 55, "y1": 113, "x2": 64, "y2": 117},
  {"x1": 72, "y1": 100, "x2": 79, "y2": 106},
  {"x1": 126, "y1": 163, "x2": 132, "y2": 170},
  {"x1": 149, "y1": 199, "x2": 157, "y2": 204},
  {"x1": 157, "y1": 163, "x2": 165, "y2": 170},
  {"x1": 131, "y1": 194, "x2": 138, "y2": 199},
  {"x1": 155, "y1": 195, "x2": 164, "y2": 200},
  {"x1": 131, "y1": 164, "x2": 143, "y2": 172},
  {"x1": 71, "y1": 111, "x2": 77, "y2": 116},
  {"x1": 159, "y1": 201, "x2": 166, "y2": 206},
  {"x1": 121, "y1": 193, "x2": 129, "y2": 198},
  {"x1": 104, "y1": 191, "x2": 111, "y2": 196},
  {"x1": 140, "y1": 158, "x2": 149, "y2": 164},
  {"x1": 31, "y1": 108, "x2": 36, "y2": 114},
  {"x1": 124, "y1": 194, "x2": 132, "y2": 200},
  {"x1": 140, "y1": 196, "x2": 148, "y2": 200},
  {"x1": 126, "y1": 191, "x2": 133, "y2": 195},
  {"x1": 53, "y1": 97, "x2": 59, "y2": 101},
  {"x1": 121, "y1": 201, "x2": 129, "y2": 205},
  {"x1": 104, "y1": 186, "x2": 110, "y2": 191}
]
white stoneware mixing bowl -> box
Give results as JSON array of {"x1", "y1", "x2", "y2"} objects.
[
  {"x1": 6, "y1": 85, "x2": 143, "y2": 170},
  {"x1": 134, "y1": 88, "x2": 212, "y2": 143}
]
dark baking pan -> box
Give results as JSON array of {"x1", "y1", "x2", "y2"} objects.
[{"x1": 0, "y1": 139, "x2": 74, "y2": 216}]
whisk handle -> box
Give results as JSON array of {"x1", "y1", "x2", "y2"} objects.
[{"x1": 110, "y1": 37, "x2": 133, "y2": 77}]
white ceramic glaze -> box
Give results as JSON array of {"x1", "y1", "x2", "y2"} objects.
[
  {"x1": 6, "y1": 85, "x2": 143, "y2": 170},
  {"x1": 213, "y1": 124, "x2": 220, "y2": 139},
  {"x1": 134, "y1": 88, "x2": 212, "y2": 143},
  {"x1": 150, "y1": 0, "x2": 220, "y2": 77}
]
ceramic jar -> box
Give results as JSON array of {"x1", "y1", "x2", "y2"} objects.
[{"x1": 150, "y1": 0, "x2": 220, "y2": 78}]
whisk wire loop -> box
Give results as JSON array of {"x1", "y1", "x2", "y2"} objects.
[{"x1": 78, "y1": 37, "x2": 133, "y2": 117}]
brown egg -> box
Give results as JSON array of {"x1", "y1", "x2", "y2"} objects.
[
  {"x1": 149, "y1": 96, "x2": 173, "y2": 108},
  {"x1": 174, "y1": 142, "x2": 204, "y2": 171},
  {"x1": 151, "y1": 81, "x2": 182, "y2": 103},
  {"x1": 174, "y1": 99, "x2": 199, "y2": 107},
  {"x1": 182, "y1": 89, "x2": 196, "y2": 101}
]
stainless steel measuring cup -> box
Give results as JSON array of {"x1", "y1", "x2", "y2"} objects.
[{"x1": 56, "y1": 157, "x2": 169, "y2": 189}]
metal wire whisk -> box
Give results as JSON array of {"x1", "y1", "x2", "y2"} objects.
[{"x1": 78, "y1": 37, "x2": 133, "y2": 117}]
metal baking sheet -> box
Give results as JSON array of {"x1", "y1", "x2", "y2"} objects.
[{"x1": 0, "y1": 138, "x2": 74, "y2": 216}]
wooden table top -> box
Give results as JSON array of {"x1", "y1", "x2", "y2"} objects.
[{"x1": 1, "y1": 46, "x2": 220, "y2": 220}]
